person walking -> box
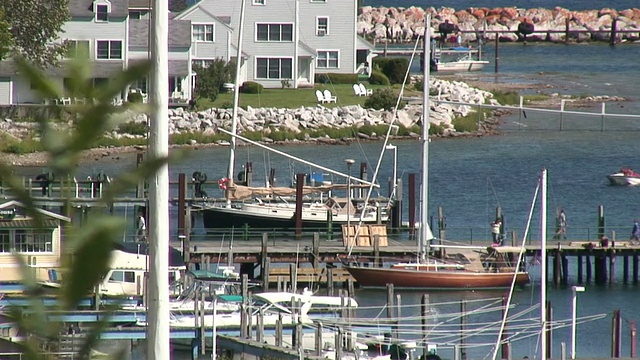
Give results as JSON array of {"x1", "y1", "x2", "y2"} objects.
[
  {"x1": 136, "y1": 211, "x2": 147, "y2": 242},
  {"x1": 555, "y1": 209, "x2": 567, "y2": 239},
  {"x1": 491, "y1": 218, "x2": 502, "y2": 245},
  {"x1": 631, "y1": 219, "x2": 640, "y2": 241}
]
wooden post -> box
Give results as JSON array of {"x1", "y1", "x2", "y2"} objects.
[
  {"x1": 136, "y1": 152, "x2": 144, "y2": 198},
  {"x1": 348, "y1": 278, "x2": 355, "y2": 301},
  {"x1": 315, "y1": 321, "x2": 323, "y2": 356},
  {"x1": 422, "y1": 294, "x2": 430, "y2": 358},
  {"x1": 262, "y1": 258, "x2": 270, "y2": 292},
  {"x1": 546, "y1": 301, "x2": 553, "y2": 360},
  {"x1": 386, "y1": 283, "x2": 394, "y2": 319},
  {"x1": 200, "y1": 287, "x2": 205, "y2": 354},
  {"x1": 275, "y1": 314, "x2": 283, "y2": 347},
  {"x1": 564, "y1": 18, "x2": 570, "y2": 45},
  {"x1": 178, "y1": 173, "x2": 186, "y2": 238},
  {"x1": 610, "y1": 18, "x2": 618, "y2": 46},
  {"x1": 327, "y1": 268, "x2": 334, "y2": 296},
  {"x1": 598, "y1": 206, "x2": 605, "y2": 238},
  {"x1": 553, "y1": 250, "x2": 561, "y2": 287},
  {"x1": 374, "y1": 234, "x2": 380, "y2": 267},
  {"x1": 577, "y1": 255, "x2": 583, "y2": 284},
  {"x1": 631, "y1": 320, "x2": 637, "y2": 358},
  {"x1": 294, "y1": 173, "x2": 305, "y2": 238},
  {"x1": 633, "y1": 254, "x2": 639, "y2": 284},
  {"x1": 609, "y1": 249, "x2": 616, "y2": 285},
  {"x1": 561, "y1": 254, "x2": 569, "y2": 285},
  {"x1": 623, "y1": 255, "x2": 629, "y2": 284},
  {"x1": 408, "y1": 174, "x2": 416, "y2": 236},
  {"x1": 438, "y1": 206, "x2": 446, "y2": 242},
  {"x1": 227, "y1": 245, "x2": 233, "y2": 267},
  {"x1": 240, "y1": 274, "x2": 248, "y2": 338},
  {"x1": 312, "y1": 233, "x2": 320, "y2": 269},
  {"x1": 612, "y1": 309, "x2": 621, "y2": 358},
  {"x1": 335, "y1": 327, "x2": 343, "y2": 360},
  {"x1": 586, "y1": 254, "x2": 592, "y2": 283},
  {"x1": 261, "y1": 232, "x2": 268, "y2": 279},
  {"x1": 256, "y1": 308, "x2": 264, "y2": 343}
]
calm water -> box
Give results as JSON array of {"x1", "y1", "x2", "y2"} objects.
[{"x1": 22, "y1": 43, "x2": 640, "y2": 358}]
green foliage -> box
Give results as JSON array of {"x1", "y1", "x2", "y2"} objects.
[
  {"x1": 127, "y1": 91, "x2": 143, "y2": 103},
  {"x1": 313, "y1": 73, "x2": 359, "y2": 85},
  {"x1": 368, "y1": 70, "x2": 390, "y2": 86},
  {"x1": 364, "y1": 88, "x2": 405, "y2": 111},
  {"x1": 0, "y1": 57, "x2": 174, "y2": 359},
  {"x1": 491, "y1": 90, "x2": 520, "y2": 105},
  {"x1": 240, "y1": 81, "x2": 264, "y2": 94},
  {"x1": 117, "y1": 121, "x2": 148, "y2": 136},
  {"x1": 429, "y1": 123, "x2": 445, "y2": 135},
  {"x1": 170, "y1": 131, "x2": 230, "y2": 145},
  {"x1": 396, "y1": 124, "x2": 421, "y2": 136},
  {"x1": 452, "y1": 112, "x2": 481, "y2": 132},
  {"x1": 372, "y1": 57, "x2": 409, "y2": 84},
  {"x1": 193, "y1": 59, "x2": 235, "y2": 102},
  {"x1": 1, "y1": 0, "x2": 70, "y2": 68},
  {"x1": 0, "y1": 9, "x2": 13, "y2": 61},
  {"x1": 2, "y1": 139, "x2": 43, "y2": 154}
]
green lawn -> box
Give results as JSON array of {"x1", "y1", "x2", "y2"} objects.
[{"x1": 196, "y1": 83, "x2": 420, "y2": 110}]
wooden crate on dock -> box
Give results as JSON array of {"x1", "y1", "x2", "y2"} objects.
[
  {"x1": 342, "y1": 224, "x2": 371, "y2": 246},
  {"x1": 342, "y1": 224, "x2": 388, "y2": 247}
]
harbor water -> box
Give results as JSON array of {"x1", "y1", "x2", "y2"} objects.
[{"x1": 16, "y1": 25, "x2": 640, "y2": 360}]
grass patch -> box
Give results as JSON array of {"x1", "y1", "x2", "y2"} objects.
[
  {"x1": 491, "y1": 90, "x2": 520, "y2": 105},
  {"x1": 452, "y1": 112, "x2": 483, "y2": 132}
]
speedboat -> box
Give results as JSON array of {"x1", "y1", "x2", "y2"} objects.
[{"x1": 607, "y1": 168, "x2": 640, "y2": 186}]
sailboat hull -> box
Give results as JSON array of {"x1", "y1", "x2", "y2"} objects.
[{"x1": 344, "y1": 266, "x2": 530, "y2": 289}]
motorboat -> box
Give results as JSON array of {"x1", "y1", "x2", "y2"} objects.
[
  {"x1": 431, "y1": 46, "x2": 488, "y2": 73},
  {"x1": 607, "y1": 168, "x2": 640, "y2": 186}
]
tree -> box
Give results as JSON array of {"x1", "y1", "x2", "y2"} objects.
[
  {"x1": 0, "y1": 9, "x2": 13, "y2": 61},
  {"x1": 193, "y1": 59, "x2": 236, "y2": 102},
  {"x1": 0, "y1": 0, "x2": 70, "y2": 68}
]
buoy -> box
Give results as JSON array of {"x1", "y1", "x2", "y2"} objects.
[
  {"x1": 218, "y1": 177, "x2": 230, "y2": 190},
  {"x1": 517, "y1": 21, "x2": 535, "y2": 36}
]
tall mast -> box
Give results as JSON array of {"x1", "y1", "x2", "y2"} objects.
[
  {"x1": 146, "y1": 0, "x2": 169, "y2": 357},
  {"x1": 227, "y1": 0, "x2": 247, "y2": 203},
  {"x1": 540, "y1": 168, "x2": 548, "y2": 360},
  {"x1": 420, "y1": 16, "x2": 431, "y2": 263}
]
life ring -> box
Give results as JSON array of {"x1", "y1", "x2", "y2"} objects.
[{"x1": 218, "y1": 177, "x2": 230, "y2": 190}]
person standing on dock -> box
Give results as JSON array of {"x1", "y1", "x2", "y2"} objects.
[
  {"x1": 137, "y1": 211, "x2": 147, "y2": 242},
  {"x1": 491, "y1": 218, "x2": 502, "y2": 245},
  {"x1": 555, "y1": 209, "x2": 567, "y2": 239},
  {"x1": 630, "y1": 219, "x2": 639, "y2": 241}
]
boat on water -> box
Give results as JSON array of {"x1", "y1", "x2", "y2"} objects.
[
  {"x1": 431, "y1": 46, "x2": 489, "y2": 73},
  {"x1": 345, "y1": 245, "x2": 529, "y2": 289},
  {"x1": 344, "y1": 23, "x2": 529, "y2": 290},
  {"x1": 606, "y1": 167, "x2": 640, "y2": 186}
]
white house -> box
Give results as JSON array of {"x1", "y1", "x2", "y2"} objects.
[
  {"x1": 175, "y1": 0, "x2": 375, "y2": 89},
  {"x1": 0, "y1": 200, "x2": 71, "y2": 283}
]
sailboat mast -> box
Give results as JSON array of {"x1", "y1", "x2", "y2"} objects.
[
  {"x1": 420, "y1": 16, "x2": 431, "y2": 262},
  {"x1": 540, "y1": 168, "x2": 548, "y2": 360},
  {"x1": 228, "y1": 0, "x2": 247, "y2": 197},
  {"x1": 146, "y1": 0, "x2": 170, "y2": 357}
]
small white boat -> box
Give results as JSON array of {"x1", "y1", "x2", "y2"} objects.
[
  {"x1": 431, "y1": 46, "x2": 488, "y2": 73},
  {"x1": 607, "y1": 168, "x2": 640, "y2": 186}
]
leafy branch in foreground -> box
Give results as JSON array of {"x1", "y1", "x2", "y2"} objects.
[{"x1": 0, "y1": 57, "x2": 176, "y2": 359}]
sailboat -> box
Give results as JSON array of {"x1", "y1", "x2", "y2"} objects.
[
  {"x1": 343, "y1": 18, "x2": 530, "y2": 290},
  {"x1": 196, "y1": 5, "x2": 390, "y2": 231}
]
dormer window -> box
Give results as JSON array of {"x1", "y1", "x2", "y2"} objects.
[{"x1": 93, "y1": 0, "x2": 111, "y2": 22}]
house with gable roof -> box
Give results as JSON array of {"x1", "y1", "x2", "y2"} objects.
[
  {"x1": 174, "y1": 0, "x2": 375, "y2": 89},
  {"x1": 0, "y1": 200, "x2": 71, "y2": 283}
]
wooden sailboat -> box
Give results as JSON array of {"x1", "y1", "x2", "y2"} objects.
[{"x1": 344, "y1": 18, "x2": 530, "y2": 290}]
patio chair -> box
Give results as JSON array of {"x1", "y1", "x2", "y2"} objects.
[
  {"x1": 353, "y1": 83, "x2": 365, "y2": 96},
  {"x1": 323, "y1": 89, "x2": 337, "y2": 103},
  {"x1": 315, "y1": 90, "x2": 328, "y2": 104},
  {"x1": 359, "y1": 83, "x2": 373, "y2": 96},
  {"x1": 60, "y1": 97, "x2": 72, "y2": 105}
]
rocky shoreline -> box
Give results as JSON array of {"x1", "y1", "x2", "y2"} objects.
[
  {"x1": 358, "y1": 6, "x2": 640, "y2": 43},
  {"x1": 0, "y1": 78, "x2": 625, "y2": 167}
]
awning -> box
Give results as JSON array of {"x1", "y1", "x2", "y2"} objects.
[{"x1": 0, "y1": 219, "x2": 59, "y2": 229}]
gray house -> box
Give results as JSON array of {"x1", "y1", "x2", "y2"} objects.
[{"x1": 175, "y1": 0, "x2": 375, "y2": 89}]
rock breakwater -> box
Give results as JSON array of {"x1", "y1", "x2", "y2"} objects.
[{"x1": 358, "y1": 6, "x2": 640, "y2": 43}]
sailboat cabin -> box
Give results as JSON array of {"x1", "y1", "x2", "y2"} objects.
[{"x1": 0, "y1": 201, "x2": 70, "y2": 283}]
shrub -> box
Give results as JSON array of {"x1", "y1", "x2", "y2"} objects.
[
  {"x1": 313, "y1": 73, "x2": 359, "y2": 85},
  {"x1": 193, "y1": 59, "x2": 236, "y2": 102},
  {"x1": 127, "y1": 91, "x2": 143, "y2": 103},
  {"x1": 372, "y1": 57, "x2": 409, "y2": 84},
  {"x1": 117, "y1": 121, "x2": 148, "y2": 136},
  {"x1": 364, "y1": 88, "x2": 404, "y2": 111},
  {"x1": 368, "y1": 70, "x2": 390, "y2": 86},
  {"x1": 2, "y1": 139, "x2": 43, "y2": 154},
  {"x1": 452, "y1": 112, "x2": 481, "y2": 132},
  {"x1": 241, "y1": 81, "x2": 264, "y2": 94},
  {"x1": 491, "y1": 90, "x2": 519, "y2": 105}
]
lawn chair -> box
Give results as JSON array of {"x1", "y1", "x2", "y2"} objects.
[
  {"x1": 323, "y1": 89, "x2": 337, "y2": 103},
  {"x1": 359, "y1": 83, "x2": 373, "y2": 96},
  {"x1": 353, "y1": 83, "x2": 365, "y2": 96},
  {"x1": 315, "y1": 90, "x2": 328, "y2": 104}
]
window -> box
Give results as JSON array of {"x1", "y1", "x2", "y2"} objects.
[
  {"x1": 317, "y1": 17, "x2": 329, "y2": 36},
  {"x1": 256, "y1": 24, "x2": 293, "y2": 42},
  {"x1": 12, "y1": 230, "x2": 53, "y2": 253},
  {"x1": 256, "y1": 58, "x2": 292, "y2": 79},
  {"x1": 253, "y1": 0, "x2": 265, "y2": 4},
  {"x1": 134, "y1": 78, "x2": 148, "y2": 93},
  {"x1": 317, "y1": 50, "x2": 338, "y2": 68},
  {"x1": 96, "y1": 40, "x2": 122, "y2": 59},
  {"x1": 66, "y1": 40, "x2": 90, "y2": 59},
  {"x1": 0, "y1": 230, "x2": 9, "y2": 253},
  {"x1": 93, "y1": 78, "x2": 109, "y2": 88},
  {"x1": 192, "y1": 59, "x2": 214, "y2": 68},
  {"x1": 96, "y1": 4, "x2": 109, "y2": 21},
  {"x1": 192, "y1": 24, "x2": 214, "y2": 42}
]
